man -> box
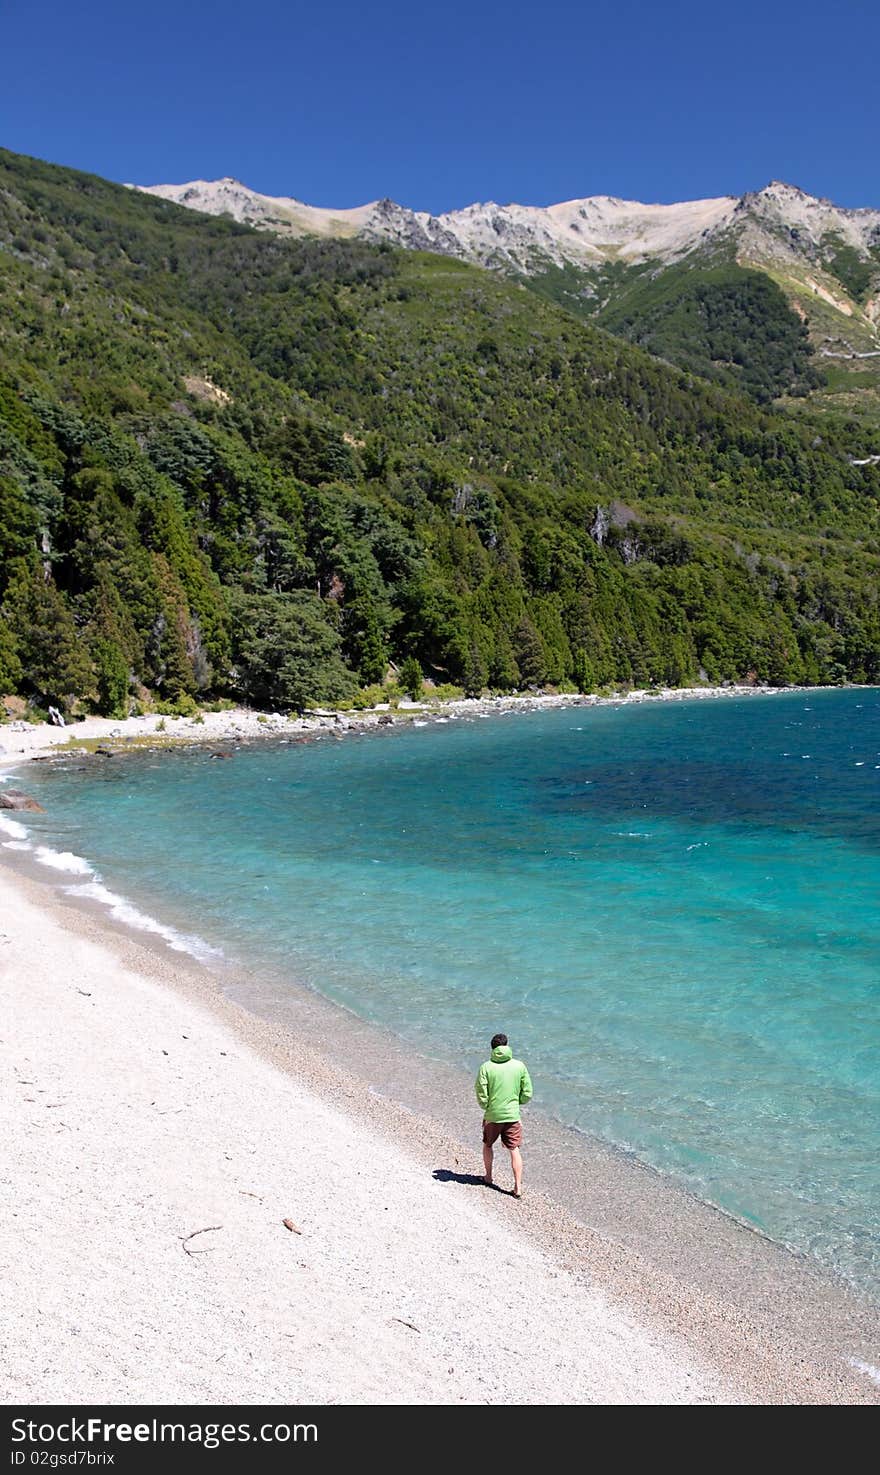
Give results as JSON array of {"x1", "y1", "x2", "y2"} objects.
[{"x1": 475, "y1": 1033, "x2": 533, "y2": 1198}]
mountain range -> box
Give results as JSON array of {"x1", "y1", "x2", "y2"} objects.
[
  {"x1": 138, "y1": 177, "x2": 880, "y2": 418},
  {"x1": 1, "y1": 146, "x2": 880, "y2": 723}
]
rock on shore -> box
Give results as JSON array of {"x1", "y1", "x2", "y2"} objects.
[{"x1": 0, "y1": 789, "x2": 45, "y2": 812}]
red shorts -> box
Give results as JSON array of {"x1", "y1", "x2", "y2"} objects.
[{"x1": 482, "y1": 1119, "x2": 523, "y2": 1149}]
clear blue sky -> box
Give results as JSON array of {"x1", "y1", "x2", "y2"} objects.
[{"x1": 4, "y1": 0, "x2": 879, "y2": 210}]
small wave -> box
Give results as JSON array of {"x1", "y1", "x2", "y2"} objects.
[
  {"x1": 2, "y1": 839, "x2": 32, "y2": 852},
  {"x1": 64, "y1": 879, "x2": 221, "y2": 963},
  {"x1": 686, "y1": 842, "x2": 708, "y2": 852},
  {"x1": 0, "y1": 815, "x2": 29, "y2": 840},
  {"x1": 850, "y1": 1358, "x2": 880, "y2": 1387},
  {"x1": 34, "y1": 846, "x2": 94, "y2": 876}
]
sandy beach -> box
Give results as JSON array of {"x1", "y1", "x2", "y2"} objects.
[
  {"x1": 0, "y1": 683, "x2": 831, "y2": 768},
  {"x1": 1, "y1": 859, "x2": 877, "y2": 1406},
  {"x1": 0, "y1": 867, "x2": 732, "y2": 1406}
]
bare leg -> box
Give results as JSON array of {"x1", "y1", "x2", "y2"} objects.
[
  {"x1": 482, "y1": 1141, "x2": 494, "y2": 1184},
  {"x1": 510, "y1": 1146, "x2": 523, "y2": 1197}
]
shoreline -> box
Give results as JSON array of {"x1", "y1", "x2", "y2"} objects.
[
  {"x1": 0, "y1": 681, "x2": 854, "y2": 772},
  {"x1": 2, "y1": 858, "x2": 878, "y2": 1404}
]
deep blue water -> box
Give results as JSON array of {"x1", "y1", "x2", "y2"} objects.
[{"x1": 4, "y1": 689, "x2": 880, "y2": 1293}]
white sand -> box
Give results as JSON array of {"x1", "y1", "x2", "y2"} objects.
[
  {"x1": 0, "y1": 868, "x2": 739, "y2": 1406},
  {"x1": 0, "y1": 684, "x2": 819, "y2": 767},
  {"x1": 0, "y1": 707, "x2": 318, "y2": 761}
]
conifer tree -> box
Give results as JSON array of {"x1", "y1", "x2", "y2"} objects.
[{"x1": 3, "y1": 561, "x2": 93, "y2": 710}]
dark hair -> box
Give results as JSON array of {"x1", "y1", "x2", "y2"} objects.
[{"x1": 491, "y1": 1033, "x2": 508, "y2": 1049}]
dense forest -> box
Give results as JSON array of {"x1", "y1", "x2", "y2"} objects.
[
  {"x1": 1, "y1": 147, "x2": 880, "y2": 717},
  {"x1": 525, "y1": 256, "x2": 828, "y2": 405},
  {"x1": 594, "y1": 263, "x2": 825, "y2": 404}
]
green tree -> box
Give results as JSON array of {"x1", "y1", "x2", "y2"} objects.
[
  {"x1": 3, "y1": 562, "x2": 92, "y2": 710},
  {"x1": 488, "y1": 631, "x2": 520, "y2": 689},
  {"x1": 0, "y1": 476, "x2": 38, "y2": 590},
  {"x1": 273, "y1": 413, "x2": 359, "y2": 486},
  {"x1": 233, "y1": 591, "x2": 357, "y2": 710},
  {"x1": 399, "y1": 655, "x2": 423, "y2": 700},
  {"x1": 461, "y1": 640, "x2": 489, "y2": 697},
  {"x1": 148, "y1": 555, "x2": 198, "y2": 699},
  {"x1": 92, "y1": 638, "x2": 130, "y2": 718},
  {"x1": 342, "y1": 597, "x2": 388, "y2": 685},
  {"x1": 571, "y1": 649, "x2": 595, "y2": 693},
  {"x1": 513, "y1": 616, "x2": 547, "y2": 687},
  {"x1": 0, "y1": 621, "x2": 22, "y2": 692}
]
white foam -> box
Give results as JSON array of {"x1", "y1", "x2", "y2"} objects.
[
  {"x1": 850, "y1": 1358, "x2": 880, "y2": 1386},
  {"x1": 34, "y1": 846, "x2": 94, "y2": 876},
  {"x1": 0, "y1": 815, "x2": 29, "y2": 840},
  {"x1": 2, "y1": 806, "x2": 219, "y2": 965},
  {"x1": 64, "y1": 879, "x2": 220, "y2": 963}
]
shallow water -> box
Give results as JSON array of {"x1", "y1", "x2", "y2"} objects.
[{"x1": 7, "y1": 689, "x2": 880, "y2": 1294}]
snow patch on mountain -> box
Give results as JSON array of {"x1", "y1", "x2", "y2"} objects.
[
  {"x1": 134, "y1": 177, "x2": 880, "y2": 283},
  {"x1": 134, "y1": 177, "x2": 375, "y2": 239}
]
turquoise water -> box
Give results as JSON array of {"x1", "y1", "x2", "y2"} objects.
[{"x1": 5, "y1": 689, "x2": 880, "y2": 1293}]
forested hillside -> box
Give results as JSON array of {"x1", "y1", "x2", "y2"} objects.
[
  {"x1": 2, "y1": 148, "x2": 880, "y2": 716},
  {"x1": 140, "y1": 175, "x2": 880, "y2": 420},
  {"x1": 530, "y1": 259, "x2": 826, "y2": 405},
  {"x1": 593, "y1": 263, "x2": 825, "y2": 405}
]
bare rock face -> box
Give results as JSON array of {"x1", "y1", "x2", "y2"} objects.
[
  {"x1": 135, "y1": 176, "x2": 880, "y2": 354},
  {"x1": 136, "y1": 176, "x2": 880, "y2": 276},
  {"x1": 0, "y1": 789, "x2": 45, "y2": 812},
  {"x1": 359, "y1": 198, "x2": 465, "y2": 257}
]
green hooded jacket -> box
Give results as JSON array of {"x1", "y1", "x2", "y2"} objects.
[{"x1": 475, "y1": 1044, "x2": 533, "y2": 1123}]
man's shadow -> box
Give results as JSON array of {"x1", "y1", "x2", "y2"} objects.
[{"x1": 433, "y1": 1168, "x2": 509, "y2": 1193}]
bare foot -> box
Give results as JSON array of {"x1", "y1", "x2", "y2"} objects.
[{"x1": 512, "y1": 1189, "x2": 522, "y2": 1199}]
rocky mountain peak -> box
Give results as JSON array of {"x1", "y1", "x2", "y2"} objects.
[
  {"x1": 135, "y1": 174, "x2": 880, "y2": 372},
  {"x1": 137, "y1": 175, "x2": 879, "y2": 271}
]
